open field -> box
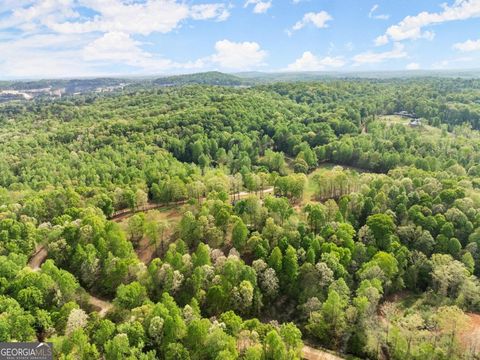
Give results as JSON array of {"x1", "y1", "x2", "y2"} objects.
[
  {"x1": 302, "y1": 345, "x2": 345, "y2": 360},
  {"x1": 302, "y1": 163, "x2": 379, "y2": 205},
  {"x1": 379, "y1": 115, "x2": 445, "y2": 136},
  {"x1": 117, "y1": 206, "x2": 184, "y2": 263}
]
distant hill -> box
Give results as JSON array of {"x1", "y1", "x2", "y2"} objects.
[
  {"x1": 235, "y1": 69, "x2": 480, "y2": 82},
  {"x1": 154, "y1": 71, "x2": 244, "y2": 86},
  {"x1": 0, "y1": 78, "x2": 129, "y2": 93}
]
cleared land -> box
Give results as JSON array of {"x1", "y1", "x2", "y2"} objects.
[
  {"x1": 379, "y1": 115, "x2": 445, "y2": 136},
  {"x1": 28, "y1": 245, "x2": 48, "y2": 271},
  {"x1": 118, "y1": 206, "x2": 184, "y2": 263},
  {"x1": 302, "y1": 345, "x2": 345, "y2": 360},
  {"x1": 380, "y1": 291, "x2": 480, "y2": 355}
]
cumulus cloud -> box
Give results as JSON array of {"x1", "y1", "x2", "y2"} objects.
[
  {"x1": 210, "y1": 40, "x2": 267, "y2": 69},
  {"x1": 375, "y1": 31, "x2": 434, "y2": 46},
  {"x1": 377, "y1": 0, "x2": 480, "y2": 44},
  {"x1": 374, "y1": 34, "x2": 389, "y2": 46},
  {"x1": 0, "y1": 0, "x2": 236, "y2": 77},
  {"x1": 353, "y1": 43, "x2": 407, "y2": 64},
  {"x1": 0, "y1": 0, "x2": 79, "y2": 32},
  {"x1": 0, "y1": 30, "x2": 190, "y2": 78},
  {"x1": 244, "y1": 0, "x2": 272, "y2": 14},
  {"x1": 406, "y1": 62, "x2": 420, "y2": 70},
  {"x1": 0, "y1": 32, "x2": 99, "y2": 78},
  {"x1": 369, "y1": 4, "x2": 390, "y2": 20},
  {"x1": 291, "y1": 11, "x2": 332, "y2": 32},
  {"x1": 1, "y1": 0, "x2": 230, "y2": 36},
  {"x1": 286, "y1": 51, "x2": 345, "y2": 71},
  {"x1": 0, "y1": 0, "x2": 32, "y2": 14},
  {"x1": 453, "y1": 38, "x2": 480, "y2": 51},
  {"x1": 0, "y1": 33, "x2": 267, "y2": 77},
  {"x1": 83, "y1": 37, "x2": 268, "y2": 72},
  {"x1": 83, "y1": 32, "x2": 151, "y2": 65}
]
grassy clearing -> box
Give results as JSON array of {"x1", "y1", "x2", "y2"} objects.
[
  {"x1": 302, "y1": 164, "x2": 378, "y2": 206},
  {"x1": 118, "y1": 205, "x2": 184, "y2": 263},
  {"x1": 117, "y1": 205, "x2": 183, "y2": 229},
  {"x1": 379, "y1": 115, "x2": 445, "y2": 137}
]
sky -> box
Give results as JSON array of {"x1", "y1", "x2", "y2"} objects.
[{"x1": 0, "y1": 0, "x2": 480, "y2": 78}]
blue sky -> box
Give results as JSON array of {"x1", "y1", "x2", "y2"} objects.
[{"x1": 0, "y1": 0, "x2": 480, "y2": 78}]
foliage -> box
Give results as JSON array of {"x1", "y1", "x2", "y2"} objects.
[{"x1": 2, "y1": 78, "x2": 480, "y2": 359}]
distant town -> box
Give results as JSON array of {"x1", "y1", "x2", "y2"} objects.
[{"x1": 0, "y1": 79, "x2": 128, "y2": 103}]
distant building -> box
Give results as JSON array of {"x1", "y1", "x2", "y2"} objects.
[
  {"x1": 393, "y1": 111, "x2": 422, "y2": 127},
  {"x1": 409, "y1": 118, "x2": 421, "y2": 127},
  {"x1": 394, "y1": 111, "x2": 418, "y2": 119}
]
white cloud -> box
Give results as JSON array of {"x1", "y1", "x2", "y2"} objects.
[
  {"x1": 0, "y1": 33, "x2": 99, "y2": 78},
  {"x1": 286, "y1": 51, "x2": 345, "y2": 71},
  {"x1": 406, "y1": 62, "x2": 420, "y2": 70},
  {"x1": 453, "y1": 38, "x2": 480, "y2": 51},
  {"x1": 2, "y1": 0, "x2": 230, "y2": 36},
  {"x1": 0, "y1": 0, "x2": 79, "y2": 32},
  {"x1": 191, "y1": 4, "x2": 230, "y2": 21},
  {"x1": 0, "y1": 0, "x2": 33, "y2": 14},
  {"x1": 377, "y1": 0, "x2": 480, "y2": 44},
  {"x1": 291, "y1": 11, "x2": 332, "y2": 32},
  {"x1": 210, "y1": 39, "x2": 267, "y2": 69},
  {"x1": 374, "y1": 34, "x2": 389, "y2": 46},
  {"x1": 0, "y1": 31, "x2": 267, "y2": 77},
  {"x1": 0, "y1": 30, "x2": 184, "y2": 79},
  {"x1": 375, "y1": 31, "x2": 433, "y2": 47},
  {"x1": 84, "y1": 36, "x2": 266, "y2": 73},
  {"x1": 0, "y1": 0, "x2": 237, "y2": 77},
  {"x1": 244, "y1": 0, "x2": 272, "y2": 14},
  {"x1": 0, "y1": 32, "x2": 87, "y2": 51},
  {"x1": 83, "y1": 32, "x2": 152, "y2": 65},
  {"x1": 369, "y1": 4, "x2": 390, "y2": 20},
  {"x1": 353, "y1": 43, "x2": 407, "y2": 64}
]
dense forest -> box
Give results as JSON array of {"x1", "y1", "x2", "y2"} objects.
[
  {"x1": 154, "y1": 72, "x2": 245, "y2": 87},
  {"x1": 1, "y1": 77, "x2": 480, "y2": 359}
]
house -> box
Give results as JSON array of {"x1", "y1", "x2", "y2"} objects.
[
  {"x1": 394, "y1": 111, "x2": 418, "y2": 119},
  {"x1": 409, "y1": 118, "x2": 421, "y2": 127}
]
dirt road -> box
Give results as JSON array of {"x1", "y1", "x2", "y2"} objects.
[
  {"x1": 110, "y1": 187, "x2": 274, "y2": 222},
  {"x1": 28, "y1": 245, "x2": 48, "y2": 270},
  {"x1": 302, "y1": 345, "x2": 345, "y2": 360},
  {"x1": 27, "y1": 245, "x2": 113, "y2": 317},
  {"x1": 460, "y1": 312, "x2": 480, "y2": 353},
  {"x1": 24, "y1": 187, "x2": 278, "y2": 320},
  {"x1": 88, "y1": 295, "x2": 113, "y2": 317}
]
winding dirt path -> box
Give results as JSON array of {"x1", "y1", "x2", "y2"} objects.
[
  {"x1": 27, "y1": 249, "x2": 114, "y2": 317},
  {"x1": 301, "y1": 345, "x2": 345, "y2": 360},
  {"x1": 27, "y1": 245, "x2": 114, "y2": 317},
  {"x1": 460, "y1": 312, "x2": 480, "y2": 353},
  {"x1": 28, "y1": 245, "x2": 48, "y2": 271},
  {"x1": 110, "y1": 187, "x2": 274, "y2": 222},
  {"x1": 26, "y1": 188, "x2": 274, "y2": 318},
  {"x1": 110, "y1": 202, "x2": 185, "y2": 222},
  {"x1": 237, "y1": 187, "x2": 274, "y2": 198},
  {"x1": 23, "y1": 188, "x2": 352, "y2": 356},
  {"x1": 88, "y1": 295, "x2": 113, "y2": 317}
]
